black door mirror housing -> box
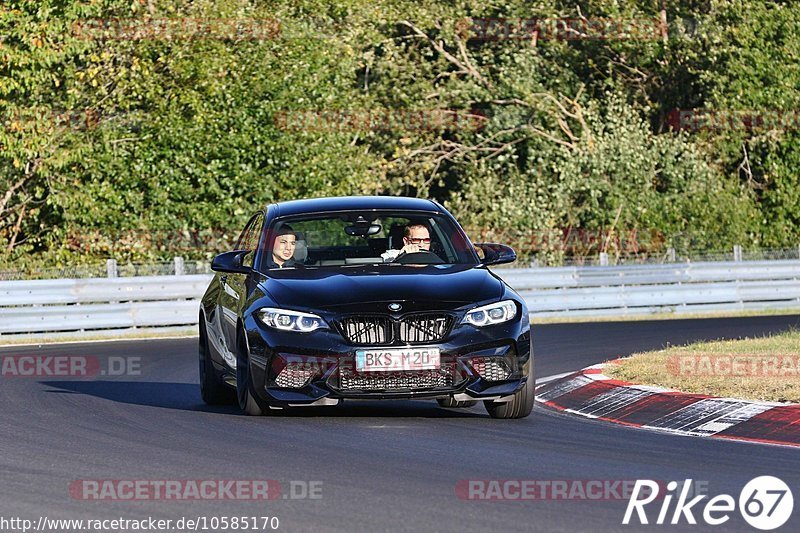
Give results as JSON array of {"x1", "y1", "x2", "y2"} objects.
[
  {"x1": 211, "y1": 250, "x2": 252, "y2": 274},
  {"x1": 474, "y1": 243, "x2": 517, "y2": 266}
]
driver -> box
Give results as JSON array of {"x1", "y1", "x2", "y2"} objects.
[
  {"x1": 381, "y1": 223, "x2": 431, "y2": 262},
  {"x1": 268, "y1": 226, "x2": 297, "y2": 268}
]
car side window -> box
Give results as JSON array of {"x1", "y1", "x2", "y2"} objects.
[{"x1": 237, "y1": 212, "x2": 264, "y2": 268}]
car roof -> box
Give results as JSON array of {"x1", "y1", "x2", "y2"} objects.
[{"x1": 270, "y1": 196, "x2": 442, "y2": 217}]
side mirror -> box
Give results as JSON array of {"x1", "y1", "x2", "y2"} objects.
[
  {"x1": 474, "y1": 243, "x2": 517, "y2": 266},
  {"x1": 211, "y1": 250, "x2": 252, "y2": 274}
]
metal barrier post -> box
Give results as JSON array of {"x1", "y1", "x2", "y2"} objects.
[
  {"x1": 174, "y1": 256, "x2": 185, "y2": 276},
  {"x1": 106, "y1": 259, "x2": 118, "y2": 278}
]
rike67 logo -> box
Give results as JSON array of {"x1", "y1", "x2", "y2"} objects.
[{"x1": 624, "y1": 476, "x2": 794, "y2": 530}]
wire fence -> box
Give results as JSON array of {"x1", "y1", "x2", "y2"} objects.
[
  {"x1": 522, "y1": 245, "x2": 800, "y2": 268},
  {"x1": 2, "y1": 246, "x2": 800, "y2": 279},
  {"x1": 0, "y1": 258, "x2": 212, "y2": 281}
]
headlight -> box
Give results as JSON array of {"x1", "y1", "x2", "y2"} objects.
[
  {"x1": 257, "y1": 308, "x2": 327, "y2": 332},
  {"x1": 462, "y1": 300, "x2": 517, "y2": 327}
]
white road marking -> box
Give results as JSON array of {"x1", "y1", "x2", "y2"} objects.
[
  {"x1": 535, "y1": 371, "x2": 576, "y2": 387},
  {"x1": 0, "y1": 335, "x2": 197, "y2": 349}
]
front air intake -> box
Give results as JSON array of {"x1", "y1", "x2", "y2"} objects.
[
  {"x1": 274, "y1": 362, "x2": 319, "y2": 388},
  {"x1": 468, "y1": 358, "x2": 511, "y2": 381}
]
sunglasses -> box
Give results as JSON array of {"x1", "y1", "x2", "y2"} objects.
[{"x1": 407, "y1": 238, "x2": 431, "y2": 244}]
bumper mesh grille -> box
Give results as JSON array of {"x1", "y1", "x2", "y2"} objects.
[
  {"x1": 336, "y1": 362, "x2": 459, "y2": 391},
  {"x1": 469, "y1": 358, "x2": 511, "y2": 381},
  {"x1": 337, "y1": 313, "x2": 454, "y2": 345},
  {"x1": 274, "y1": 363, "x2": 318, "y2": 388}
]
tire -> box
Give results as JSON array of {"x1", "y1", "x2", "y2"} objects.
[
  {"x1": 437, "y1": 398, "x2": 478, "y2": 408},
  {"x1": 236, "y1": 328, "x2": 265, "y2": 416},
  {"x1": 484, "y1": 366, "x2": 535, "y2": 419},
  {"x1": 199, "y1": 318, "x2": 235, "y2": 405}
]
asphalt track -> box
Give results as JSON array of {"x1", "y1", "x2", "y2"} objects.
[{"x1": 1, "y1": 315, "x2": 799, "y2": 532}]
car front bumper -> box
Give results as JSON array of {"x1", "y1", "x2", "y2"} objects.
[{"x1": 241, "y1": 314, "x2": 532, "y2": 407}]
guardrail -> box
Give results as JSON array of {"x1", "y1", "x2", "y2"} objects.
[
  {"x1": 0, "y1": 275, "x2": 211, "y2": 336},
  {"x1": 1, "y1": 260, "x2": 799, "y2": 337},
  {"x1": 497, "y1": 260, "x2": 800, "y2": 318}
]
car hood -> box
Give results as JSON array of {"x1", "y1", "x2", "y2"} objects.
[{"x1": 257, "y1": 264, "x2": 504, "y2": 312}]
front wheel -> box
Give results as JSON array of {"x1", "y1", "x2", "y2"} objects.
[
  {"x1": 199, "y1": 319, "x2": 235, "y2": 405},
  {"x1": 484, "y1": 373, "x2": 535, "y2": 419},
  {"x1": 236, "y1": 331, "x2": 265, "y2": 416}
]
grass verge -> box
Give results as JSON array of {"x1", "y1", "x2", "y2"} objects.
[{"x1": 605, "y1": 330, "x2": 800, "y2": 403}]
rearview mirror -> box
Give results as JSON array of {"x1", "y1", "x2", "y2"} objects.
[
  {"x1": 211, "y1": 250, "x2": 252, "y2": 274},
  {"x1": 474, "y1": 243, "x2": 517, "y2": 266},
  {"x1": 345, "y1": 223, "x2": 382, "y2": 236}
]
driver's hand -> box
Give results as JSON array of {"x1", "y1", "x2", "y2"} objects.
[{"x1": 401, "y1": 243, "x2": 422, "y2": 254}]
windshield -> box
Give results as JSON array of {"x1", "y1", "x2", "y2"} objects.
[{"x1": 258, "y1": 211, "x2": 479, "y2": 269}]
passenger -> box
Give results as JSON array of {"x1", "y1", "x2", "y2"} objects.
[
  {"x1": 268, "y1": 226, "x2": 297, "y2": 268},
  {"x1": 381, "y1": 223, "x2": 432, "y2": 262}
]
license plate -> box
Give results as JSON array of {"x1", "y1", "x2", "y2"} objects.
[{"x1": 355, "y1": 347, "x2": 441, "y2": 372}]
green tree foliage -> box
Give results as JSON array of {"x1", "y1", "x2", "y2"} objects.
[{"x1": 0, "y1": 0, "x2": 797, "y2": 266}]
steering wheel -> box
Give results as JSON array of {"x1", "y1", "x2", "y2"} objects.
[{"x1": 394, "y1": 249, "x2": 445, "y2": 265}]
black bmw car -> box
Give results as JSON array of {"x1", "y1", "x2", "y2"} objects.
[{"x1": 199, "y1": 196, "x2": 533, "y2": 418}]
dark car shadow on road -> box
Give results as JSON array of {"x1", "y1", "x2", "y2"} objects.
[
  {"x1": 41, "y1": 381, "x2": 239, "y2": 414},
  {"x1": 267, "y1": 402, "x2": 484, "y2": 418},
  {"x1": 40, "y1": 380, "x2": 487, "y2": 418}
]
